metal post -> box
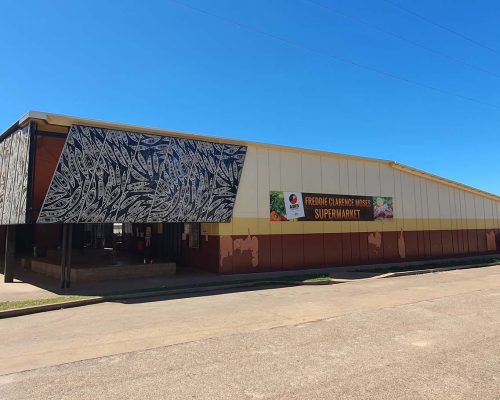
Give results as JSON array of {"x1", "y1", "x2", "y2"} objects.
[
  {"x1": 65, "y1": 224, "x2": 73, "y2": 288},
  {"x1": 4, "y1": 225, "x2": 16, "y2": 283},
  {"x1": 60, "y1": 224, "x2": 67, "y2": 289}
]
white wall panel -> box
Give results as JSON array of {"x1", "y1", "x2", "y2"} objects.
[
  {"x1": 464, "y1": 192, "x2": 477, "y2": 229},
  {"x1": 420, "y1": 178, "x2": 431, "y2": 230},
  {"x1": 347, "y1": 159, "x2": 358, "y2": 195},
  {"x1": 401, "y1": 172, "x2": 417, "y2": 219},
  {"x1": 355, "y1": 161, "x2": 366, "y2": 195},
  {"x1": 338, "y1": 159, "x2": 349, "y2": 195},
  {"x1": 448, "y1": 188, "x2": 457, "y2": 231},
  {"x1": 320, "y1": 156, "x2": 341, "y2": 194},
  {"x1": 230, "y1": 144, "x2": 499, "y2": 234},
  {"x1": 379, "y1": 164, "x2": 394, "y2": 198},
  {"x1": 414, "y1": 176, "x2": 424, "y2": 230},
  {"x1": 268, "y1": 149, "x2": 281, "y2": 190},
  {"x1": 233, "y1": 146, "x2": 258, "y2": 217},
  {"x1": 426, "y1": 181, "x2": 440, "y2": 219},
  {"x1": 364, "y1": 162, "x2": 380, "y2": 196},
  {"x1": 438, "y1": 185, "x2": 451, "y2": 220},
  {"x1": 280, "y1": 151, "x2": 302, "y2": 191},
  {"x1": 256, "y1": 148, "x2": 271, "y2": 219},
  {"x1": 302, "y1": 154, "x2": 322, "y2": 193},
  {"x1": 475, "y1": 196, "x2": 485, "y2": 229},
  {"x1": 393, "y1": 170, "x2": 404, "y2": 221}
]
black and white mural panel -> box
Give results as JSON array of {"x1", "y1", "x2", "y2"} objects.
[
  {"x1": 40, "y1": 126, "x2": 107, "y2": 223},
  {"x1": 116, "y1": 134, "x2": 170, "y2": 223},
  {"x1": 79, "y1": 130, "x2": 142, "y2": 223},
  {"x1": 0, "y1": 126, "x2": 30, "y2": 225},
  {"x1": 37, "y1": 125, "x2": 247, "y2": 223},
  {"x1": 207, "y1": 144, "x2": 247, "y2": 222}
]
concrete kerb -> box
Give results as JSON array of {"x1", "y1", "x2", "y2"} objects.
[
  {"x1": 0, "y1": 297, "x2": 105, "y2": 319},
  {"x1": 375, "y1": 261, "x2": 500, "y2": 279},
  {"x1": 1, "y1": 260, "x2": 498, "y2": 319}
]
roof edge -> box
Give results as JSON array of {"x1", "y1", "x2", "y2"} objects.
[
  {"x1": 392, "y1": 162, "x2": 500, "y2": 202},
  {"x1": 17, "y1": 111, "x2": 500, "y2": 202},
  {"x1": 22, "y1": 110, "x2": 394, "y2": 164}
]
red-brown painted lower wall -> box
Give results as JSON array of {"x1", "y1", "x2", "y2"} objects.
[
  {"x1": 182, "y1": 235, "x2": 221, "y2": 273},
  {"x1": 209, "y1": 229, "x2": 500, "y2": 274}
]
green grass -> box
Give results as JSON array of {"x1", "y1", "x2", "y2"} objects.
[
  {"x1": 301, "y1": 276, "x2": 332, "y2": 283},
  {"x1": 0, "y1": 296, "x2": 100, "y2": 312}
]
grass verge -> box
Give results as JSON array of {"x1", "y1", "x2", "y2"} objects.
[
  {"x1": 0, "y1": 296, "x2": 100, "y2": 312},
  {"x1": 301, "y1": 276, "x2": 332, "y2": 283}
]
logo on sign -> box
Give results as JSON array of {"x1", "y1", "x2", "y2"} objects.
[{"x1": 284, "y1": 192, "x2": 305, "y2": 220}]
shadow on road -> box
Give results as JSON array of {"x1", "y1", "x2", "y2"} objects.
[{"x1": 109, "y1": 283, "x2": 295, "y2": 305}]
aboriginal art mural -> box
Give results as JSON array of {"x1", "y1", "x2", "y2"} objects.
[
  {"x1": 37, "y1": 125, "x2": 247, "y2": 223},
  {"x1": 0, "y1": 126, "x2": 31, "y2": 225}
]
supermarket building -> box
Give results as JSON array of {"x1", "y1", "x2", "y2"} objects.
[{"x1": 1, "y1": 111, "x2": 499, "y2": 284}]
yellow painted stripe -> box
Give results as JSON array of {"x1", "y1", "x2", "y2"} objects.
[{"x1": 203, "y1": 218, "x2": 500, "y2": 236}]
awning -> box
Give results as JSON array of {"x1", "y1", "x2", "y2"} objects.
[{"x1": 37, "y1": 125, "x2": 247, "y2": 223}]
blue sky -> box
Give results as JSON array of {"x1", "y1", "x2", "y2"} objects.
[{"x1": 1, "y1": 0, "x2": 499, "y2": 194}]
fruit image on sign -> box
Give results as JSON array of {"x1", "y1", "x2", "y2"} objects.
[
  {"x1": 373, "y1": 197, "x2": 393, "y2": 219},
  {"x1": 270, "y1": 191, "x2": 288, "y2": 221}
]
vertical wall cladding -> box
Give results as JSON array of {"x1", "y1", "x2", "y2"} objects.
[
  {"x1": 223, "y1": 144, "x2": 500, "y2": 273},
  {"x1": 0, "y1": 126, "x2": 31, "y2": 225},
  {"x1": 37, "y1": 125, "x2": 247, "y2": 223}
]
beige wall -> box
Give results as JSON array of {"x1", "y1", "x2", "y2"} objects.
[{"x1": 211, "y1": 145, "x2": 500, "y2": 236}]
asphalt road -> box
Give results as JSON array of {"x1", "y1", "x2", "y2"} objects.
[{"x1": 1, "y1": 266, "x2": 499, "y2": 399}]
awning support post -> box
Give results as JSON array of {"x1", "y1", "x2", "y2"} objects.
[
  {"x1": 60, "y1": 224, "x2": 73, "y2": 289},
  {"x1": 60, "y1": 224, "x2": 67, "y2": 289},
  {"x1": 65, "y1": 224, "x2": 73, "y2": 288},
  {"x1": 4, "y1": 225, "x2": 16, "y2": 283}
]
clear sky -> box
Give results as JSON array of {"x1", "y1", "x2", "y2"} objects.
[{"x1": 1, "y1": 0, "x2": 499, "y2": 194}]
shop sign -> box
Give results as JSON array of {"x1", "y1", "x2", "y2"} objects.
[{"x1": 270, "y1": 191, "x2": 393, "y2": 222}]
